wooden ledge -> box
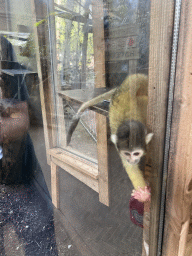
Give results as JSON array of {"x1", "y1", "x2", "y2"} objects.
[{"x1": 48, "y1": 147, "x2": 98, "y2": 180}]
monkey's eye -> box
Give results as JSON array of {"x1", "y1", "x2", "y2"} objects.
[
  {"x1": 124, "y1": 152, "x2": 131, "y2": 156},
  {"x1": 133, "y1": 152, "x2": 140, "y2": 156}
]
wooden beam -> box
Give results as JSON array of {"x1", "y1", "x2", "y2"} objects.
[
  {"x1": 31, "y1": 0, "x2": 52, "y2": 164},
  {"x1": 147, "y1": 0, "x2": 175, "y2": 255},
  {"x1": 48, "y1": 148, "x2": 98, "y2": 180},
  {"x1": 162, "y1": 1, "x2": 192, "y2": 255},
  {"x1": 54, "y1": 2, "x2": 92, "y2": 25},
  {"x1": 48, "y1": 0, "x2": 66, "y2": 148},
  {"x1": 51, "y1": 156, "x2": 99, "y2": 193},
  {"x1": 31, "y1": 0, "x2": 58, "y2": 163},
  {"x1": 92, "y1": 0, "x2": 109, "y2": 206},
  {"x1": 92, "y1": 0, "x2": 105, "y2": 88},
  {"x1": 96, "y1": 113, "x2": 109, "y2": 206},
  {"x1": 51, "y1": 160, "x2": 60, "y2": 208}
]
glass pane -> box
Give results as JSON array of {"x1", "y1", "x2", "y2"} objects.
[
  {"x1": 0, "y1": 0, "x2": 155, "y2": 255},
  {"x1": 104, "y1": 1, "x2": 150, "y2": 255},
  {"x1": 54, "y1": 0, "x2": 151, "y2": 255},
  {"x1": 54, "y1": 0, "x2": 98, "y2": 161}
]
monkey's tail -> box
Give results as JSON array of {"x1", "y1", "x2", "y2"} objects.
[
  {"x1": 66, "y1": 114, "x2": 81, "y2": 145},
  {"x1": 66, "y1": 88, "x2": 116, "y2": 145},
  {"x1": 77, "y1": 88, "x2": 116, "y2": 114}
]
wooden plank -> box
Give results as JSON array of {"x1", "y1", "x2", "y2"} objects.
[
  {"x1": 51, "y1": 160, "x2": 60, "y2": 208},
  {"x1": 162, "y1": 1, "x2": 192, "y2": 255},
  {"x1": 1, "y1": 69, "x2": 36, "y2": 76},
  {"x1": 92, "y1": 0, "x2": 109, "y2": 206},
  {"x1": 67, "y1": 146, "x2": 98, "y2": 165},
  {"x1": 48, "y1": 0, "x2": 66, "y2": 148},
  {"x1": 96, "y1": 113, "x2": 109, "y2": 206},
  {"x1": 108, "y1": 36, "x2": 138, "y2": 51},
  {"x1": 81, "y1": 12, "x2": 89, "y2": 89},
  {"x1": 54, "y1": 2, "x2": 92, "y2": 23},
  {"x1": 107, "y1": 24, "x2": 139, "y2": 38},
  {"x1": 92, "y1": 0, "x2": 105, "y2": 88},
  {"x1": 52, "y1": 156, "x2": 99, "y2": 193},
  {"x1": 31, "y1": 0, "x2": 56, "y2": 164},
  {"x1": 48, "y1": 148, "x2": 98, "y2": 180},
  {"x1": 106, "y1": 48, "x2": 139, "y2": 62},
  {"x1": 146, "y1": 0, "x2": 175, "y2": 255}
]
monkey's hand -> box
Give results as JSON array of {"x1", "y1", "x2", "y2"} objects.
[{"x1": 131, "y1": 186, "x2": 151, "y2": 203}]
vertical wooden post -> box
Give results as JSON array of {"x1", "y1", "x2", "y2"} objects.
[
  {"x1": 51, "y1": 160, "x2": 60, "y2": 208},
  {"x1": 48, "y1": 0, "x2": 66, "y2": 148},
  {"x1": 147, "y1": 0, "x2": 175, "y2": 255},
  {"x1": 162, "y1": 1, "x2": 192, "y2": 255},
  {"x1": 92, "y1": 0, "x2": 109, "y2": 206},
  {"x1": 31, "y1": 0, "x2": 58, "y2": 164},
  {"x1": 81, "y1": 12, "x2": 89, "y2": 89}
]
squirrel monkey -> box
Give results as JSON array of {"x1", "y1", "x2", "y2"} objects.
[{"x1": 67, "y1": 74, "x2": 153, "y2": 201}]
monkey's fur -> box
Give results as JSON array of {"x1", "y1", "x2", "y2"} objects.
[{"x1": 67, "y1": 74, "x2": 153, "y2": 194}]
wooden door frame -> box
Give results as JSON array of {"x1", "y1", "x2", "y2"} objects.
[
  {"x1": 162, "y1": 0, "x2": 192, "y2": 255},
  {"x1": 148, "y1": 0, "x2": 192, "y2": 255},
  {"x1": 147, "y1": 0, "x2": 175, "y2": 254}
]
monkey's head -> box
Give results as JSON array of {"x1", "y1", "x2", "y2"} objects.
[{"x1": 111, "y1": 120, "x2": 153, "y2": 165}]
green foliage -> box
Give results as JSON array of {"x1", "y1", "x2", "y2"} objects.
[
  {"x1": 36, "y1": 0, "x2": 94, "y2": 76},
  {"x1": 55, "y1": 16, "x2": 66, "y2": 50}
]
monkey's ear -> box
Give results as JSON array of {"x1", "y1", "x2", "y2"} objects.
[
  {"x1": 145, "y1": 133, "x2": 154, "y2": 144},
  {"x1": 111, "y1": 134, "x2": 117, "y2": 145}
]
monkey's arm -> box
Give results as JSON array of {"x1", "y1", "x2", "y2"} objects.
[
  {"x1": 122, "y1": 158, "x2": 146, "y2": 189},
  {"x1": 67, "y1": 88, "x2": 116, "y2": 145},
  {"x1": 122, "y1": 158, "x2": 151, "y2": 202}
]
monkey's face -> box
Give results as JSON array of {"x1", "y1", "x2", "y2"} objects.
[
  {"x1": 120, "y1": 148, "x2": 145, "y2": 165},
  {"x1": 111, "y1": 120, "x2": 153, "y2": 166}
]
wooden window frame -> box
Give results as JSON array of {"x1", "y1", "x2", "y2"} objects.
[{"x1": 31, "y1": 0, "x2": 110, "y2": 208}]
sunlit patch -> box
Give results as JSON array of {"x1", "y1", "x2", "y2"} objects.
[{"x1": 0, "y1": 146, "x2": 3, "y2": 159}]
